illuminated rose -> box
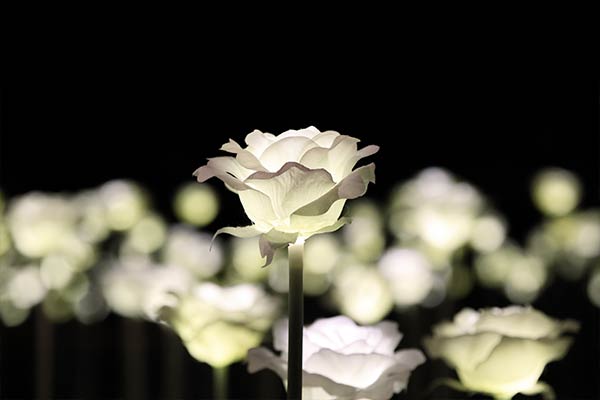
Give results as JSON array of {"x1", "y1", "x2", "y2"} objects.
[
  {"x1": 424, "y1": 306, "x2": 579, "y2": 399},
  {"x1": 160, "y1": 282, "x2": 280, "y2": 368},
  {"x1": 248, "y1": 316, "x2": 425, "y2": 400},
  {"x1": 194, "y1": 126, "x2": 378, "y2": 264}
]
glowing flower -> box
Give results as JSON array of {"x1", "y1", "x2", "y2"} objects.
[
  {"x1": 194, "y1": 126, "x2": 378, "y2": 264},
  {"x1": 424, "y1": 306, "x2": 579, "y2": 399},
  {"x1": 160, "y1": 282, "x2": 280, "y2": 368},
  {"x1": 248, "y1": 315, "x2": 425, "y2": 400}
]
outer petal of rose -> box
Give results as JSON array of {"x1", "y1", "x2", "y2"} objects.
[
  {"x1": 193, "y1": 158, "x2": 255, "y2": 191},
  {"x1": 304, "y1": 349, "x2": 396, "y2": 390},
  {"x1": 293, "y1": 164, "x2": 376, "y2": 217},
  {"x1": 245, "y1": 162, "x2": 337, "y2": 220},
  {"x1": 258, "y1": 230, "x2": 299, "y2": 267},
  {"x1": 258, "y1": 136, "x2": 320, "y2": 172},
  {"x1": 238, "y1": 189, "x2": 279, "y2": 230},
  {"x1": 356, "y1": 351, "x2": 425, "y2": 399},
  {"x1": 286, "y1": 200, "x2": 346, "y2": 235},
  {"x1": 299, "y1": 136, "x2": 358, "y2": 182},
  {"x1": 457, "y1": 336, "x2": 573, "y2": 397},
  {"x1": 474, "y1": 306, "x2": 580, "y2": 339},
  {"x1": 424, "y1": 332, "x2": 503, "y2": 370},
  {"x1": 246, "y1": 348, "x2": 357, "y2": 399},
  {"x1": 213, "y1": 225, "x2": 266, "y2": 242},
  {"x1": 219, "y1": 138, "x2": 268, "y2": 171}
]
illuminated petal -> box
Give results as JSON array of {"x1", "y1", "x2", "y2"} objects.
[
  {"x1": 294, "y1": 164, "x2": 376, "y2": 217},
  {"x1": 245, "y1": 162, "x2": 336, "y2": 220},
  {"x1": 258, "y1": 137, "x2": 320, "y2": 172},
  {"x1": 424, "y1": 332, "x2": 503, "y2": 370}
]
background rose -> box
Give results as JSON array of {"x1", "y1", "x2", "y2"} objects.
[
  {"x1": 424, "y1": 306, "x2": 579, "y2": 399},
  {"x1": 248, "y1": 315, "x2": 425, "y2": 400},
  {"x1": 194, "y1": 126, "x2": 378, "y2": 264},
  {"x1": 159, "y1": 282, "x2": 280, "y2": 368}
]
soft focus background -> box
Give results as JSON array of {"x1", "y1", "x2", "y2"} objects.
[{"x1": 0, "y1": 81, "x2": 598, "y2": 399}]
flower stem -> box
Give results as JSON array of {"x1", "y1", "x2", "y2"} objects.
[
  {"x1": 213, "y1": 365, "x2": 228, "y2": 400},
  {"x1": 287, "y1": 241, "x2": 304, "y2": 400}
]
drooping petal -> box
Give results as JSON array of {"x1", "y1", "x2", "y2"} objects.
[
  {"x1": 213, "y1": 225, "x2": 265, "y2": 240},
  {"x1": 245, "y1": 162, "x2": 336, "y2": 220},
  {"x1": 219, "y1": 138, "x2": 268, "y2": 171},
  {"x1": 258, "y1": 230, "x2": 298, "y2": 267},
  {"x1": 293, "y1": 164, "x2": 376, "y2": 217}
]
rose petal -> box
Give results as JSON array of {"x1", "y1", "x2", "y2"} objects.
[
  {"x1": 238, "y1": 189, "x2": 279, "y2": 230},
  {"x1": 244, "y1": 129, "x2": 277, "y2": 157},
  {"x1": 456, "y1": 336, "x2": 573, "y2": 398},
  {"x1": 294, "y1": 164, "x2": 376, "y2": 217},
  {"x1": 474, "y1": 306, "x2": 580, "y2": 339},
  {"x1": 245, "y1": 162, "x2": 336, "y2": 220},
  {"x1": 259, "y1": 136, "x2": 320, "y2": 172},
  {"x1": 304, "y1": 349, "x2": 396, "y2": 389},
  {"x1": 424, "y1": 331, "x2": 503, "y2": 370}
]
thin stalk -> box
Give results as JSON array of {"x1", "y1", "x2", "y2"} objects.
[
  {"x1": 213, "y1": 365, "x2": 229, "y2": 400},
  {"x1": 287, "y1": 241, "x2": 304, "y2": 400}
]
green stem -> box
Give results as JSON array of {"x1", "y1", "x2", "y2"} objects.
[
  {"x1": 287, "y1": 241, "x2": 304, "y2": 400},
  {"x1": 213, "y1": 365, "x2": 229, "y2": 400}
]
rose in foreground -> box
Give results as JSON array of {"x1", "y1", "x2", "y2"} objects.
[
  {"x1": 424, "y1": 306, "x2": 579, "y2": 399},
  {"x1": 194, "y1": 126, "x2": 378, "y2": 264},
  {"x1": 159, "y1": 282, "x2": 280, "y2": 368},
  {"x1": 247, "y1": 315, "x2": 425, "y2": 400}
]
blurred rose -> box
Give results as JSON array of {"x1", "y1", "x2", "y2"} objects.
[
  {"x1": 424, "y1": 306, "x2": 578, "y2": 399},
  {"x1": 160, "y1": 282, "x2": 279, "y2": 368},
  {"x1": 248, "y1": 315, "x2": 425, "y2": 400}
]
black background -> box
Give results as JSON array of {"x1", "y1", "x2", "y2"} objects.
[{"x1": 0, "y1": 78, "x2": 598, "y2": 399}]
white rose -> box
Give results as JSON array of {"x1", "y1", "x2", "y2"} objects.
[
  {"x1": 160, "y1": 282, "x2": 280, "y2": 368},
  {"x1": 194, "y1": 126, "x2": 378, "y2": 264},
  {"x1": 424, "y1": 306, "x2": 579, "y2": 399},
  {"x1": 248, "y1": 315, "x2": 425, "y2": 400}
]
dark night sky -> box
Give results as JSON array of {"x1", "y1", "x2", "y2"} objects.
[{"x1": 0, "y1": 79, "x2": 598, "y2": 399}]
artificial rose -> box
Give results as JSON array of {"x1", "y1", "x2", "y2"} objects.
[
  {"x1": 160, "y1": 282, "x2": 280, "y2": 368},
  {"x1": 424, "y1": 306, "x2": 579, "y2": 399},
  {"x1": 247, "y1": 315, "x2": 425, "y2": 400},
  {"x1": 194, "y1": 126, "x2": 378, "y2": 264}
]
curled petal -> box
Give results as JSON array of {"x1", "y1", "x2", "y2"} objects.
[
  {"x1": 259, "y1": 230, "x2": 299, "y2": 267},
  {"x1": 245, "y1": 162, "x2": 336, "y2": 220},
  {"x1": 293, "y1": 163, "x2": 376, "y2": 217},
  {"x1": 258, "y1": 136, "x2": 320, "y2": 172}
]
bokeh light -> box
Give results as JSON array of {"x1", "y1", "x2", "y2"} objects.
[
  {"x1": 173, "y1": 183, "x2": 219, "y2": 227},
  {"x1": 532, "y1": 168, "x2": 581, "y2": 217}
]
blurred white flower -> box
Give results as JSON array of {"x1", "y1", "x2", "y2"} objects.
[
  {"x1": 531, "y1": 168, "x2": 581, "y2": 217},
  {"x1": 332, "y1": 262, "x2": 393, "y2": 324},
  {"x1": 101, "y1": 259, "x2": 193, "y2": 319},
  {"x1": 173, "y1": 183, "x2": 219, "y2": 227},
  {"x1": 194, "y1": 126, "x2": 378, "y2": 264},
  {"x1": 99, "y1": 180, "x2": 147, "y2": 231},
  {"x1": 7, "y1": 193, "x2": 78, "y2": 258},
  {"x1": 389, "y1": 168, "x2": 483, "y2": 260},
  {"x1": 425, "y1": 306, "x2": 578, "y2": 399},
  {"x1": 248, "y1": 315, "x2": 425, "y2": 400},
  {"x1": 160, "y1": 282, "x2": 280, "y2": 368},
  {"x1": 378, "y1": 248, "x2": 435, "y2": 308},
  {"x1": 162, "y1": 226, "x2": 223, "y2": 278},
  {"x1": 342, "y1": 200, "x2": 385, "y2": 262}
]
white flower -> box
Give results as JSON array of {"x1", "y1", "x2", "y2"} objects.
[
  {"x1": 248, "y1": 315, "x2": 425, "y2": 400},
  {"x1": 160, "y1": 282, "x2": 280, "y2": 368},
  {"x1": 161, "y1": 226, "x2": 223, "y2": 278},
  {"x1": 194, "y1": 127, "x2": 378, "y2": 264},
  {"x1": 424, "y1": 306, "x2": 579, "y2": 399}
]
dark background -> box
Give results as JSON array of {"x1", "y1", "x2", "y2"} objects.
[{"x1": 0, "y1": 80, "x2": 598, "y2": 399}]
